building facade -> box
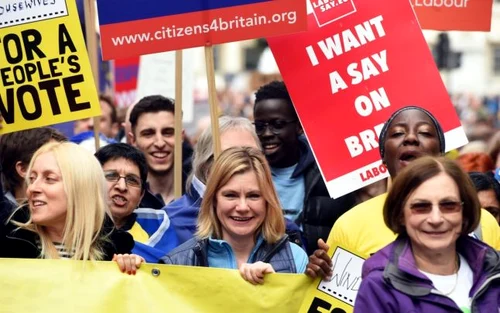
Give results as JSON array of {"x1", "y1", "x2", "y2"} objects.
[{"x1": 416, "y1": 2, "x2": 499, "y2": 96}]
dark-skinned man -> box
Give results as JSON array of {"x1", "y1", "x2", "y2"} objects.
[{"x1": 253, "y1": 81, "x2": 357, "y2": 254}]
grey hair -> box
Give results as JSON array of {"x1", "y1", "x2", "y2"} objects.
[{"x1": 186, "y1": 115, "x2": 261, "y2": 194}]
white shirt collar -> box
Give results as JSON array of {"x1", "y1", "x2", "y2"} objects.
[{"x1": 192, "y1": 175, "x2": 206, "y2": 198}]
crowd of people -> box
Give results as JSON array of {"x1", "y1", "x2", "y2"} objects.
[{"x1": 1, "y1": 80, "x2": 500, "y2": 311}]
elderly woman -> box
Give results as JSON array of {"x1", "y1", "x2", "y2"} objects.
[
  {"x1": 0, "y1": 142, "x2": 140, "y2": 273},
  {"x1": 306, "y1": 105, "x2": 500, "y2": 280},
  {"x1": 161, "y1": 147, "x2": 308, "y2": 284},
  {"x1": 354, "y1": 156, "x2": 500, "y2": 313}
]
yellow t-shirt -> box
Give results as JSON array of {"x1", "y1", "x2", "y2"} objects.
[{"x1": 330, "y1": 193, "x2": 500, "y2": 257}]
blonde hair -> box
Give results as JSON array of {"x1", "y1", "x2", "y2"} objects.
[
  {"x1": 196, "y1": 147, "x2": 285, "y2": 243},
  {"x1": 13, "y1": 141, "x2": 109, "y2": 260}
]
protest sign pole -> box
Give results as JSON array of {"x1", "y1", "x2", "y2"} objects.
[
  {"x1": 205, "y1": 46, "x2": 221, "y2": 159},
  {"x1": 174, "y1": 50, "x2": 183, "y2": 199},
  {"x1": 84, "y1": 0, "x2": 101, "y2": 152}
]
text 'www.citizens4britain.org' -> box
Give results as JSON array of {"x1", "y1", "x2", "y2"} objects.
[{"x1": 111, "y1": 11, "x2": 297, "y2": 46}]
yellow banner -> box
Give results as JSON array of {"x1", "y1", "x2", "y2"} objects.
[
  {"x1": 0, "y1": 259, "x2": 310, "y2": 313},
  {"x1": 0, "y1": 0, "x2": 100, "y2": 134},
  {"x1": 299, "y1": 242, "x2": 367, "y2": 313}
]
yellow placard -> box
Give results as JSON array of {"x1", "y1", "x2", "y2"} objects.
[
  {"x1": 0, "y1": 0, "x2": 100, "y2": 134},
  {"x1": 0, "y1": 258, "x2": 310, "y2": 312},
  {"x1": 299, "y1": 241, "x2": 368, "y2": 313}
]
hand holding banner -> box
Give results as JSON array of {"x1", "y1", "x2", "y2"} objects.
[{"x1": 0, "y1": 259, "x2": 310, "y2": 313}]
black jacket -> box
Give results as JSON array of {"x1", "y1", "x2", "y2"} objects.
[
  {"x1": 293, "y1": 137, "x2": 357, "y2": 254},
  {"x1": 0, "y1": 206, "x2": 134, "y2": 260}
]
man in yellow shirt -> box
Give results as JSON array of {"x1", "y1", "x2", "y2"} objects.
[{"x1": 306, "y1": 106, "x2": 500, "y2": 279}]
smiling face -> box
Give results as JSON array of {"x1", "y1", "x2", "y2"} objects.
[
  {"x1": 383, "y1": 109, "x2": 441, "y2": 177},
  {"x1": 253, "y1": 99, "x2": 302, "y2": 168},
  {"x1": 102, "y1": 158, "x2": 144, "y2": 228},
  {"x1": 403, "y1": 172, "x2": 463, "y2": 257},
  {"x1": 26, "y1": 152, "x2": 67, "y2": 231},
  {"x1": 131, "y1": 111, "x2": 176, "y2": 176},
  {"x1": 216, "y1": 170, "x2": 266, "y2": 246}
]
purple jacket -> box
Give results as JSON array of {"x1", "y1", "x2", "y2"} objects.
[{"x1": 354, "y1": 235, "x2": 500, "y2": 313}]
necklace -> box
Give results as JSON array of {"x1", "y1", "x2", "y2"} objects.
[{"x1": 440, "y1": 254, "x2": 461, "y2": 296}]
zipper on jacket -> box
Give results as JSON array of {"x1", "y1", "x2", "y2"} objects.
[
  {"x1": 303, "y1": 168, "x2": 321, "y2": 201},
  {"x1": 469, "y1": 272, "x2": 500, "y2": 312},
  {"x1": 193, "y1": 240, "x2": 209, "y2": 267},
  {"x1": 262, "y1": 235, "x2": 289, "y2": 263}
]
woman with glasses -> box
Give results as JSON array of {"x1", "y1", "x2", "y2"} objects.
[
  {"x1": 161, "y1": 147, "x2": 308, "y2": 284},
  {"x1": 0, "y1": 142, "x2": 141, "y2": 273},
  {"x1": 95, "y1": 143, "x2": 179, "y2": 263},
  {"x1": 354, "y1": 156, "x2": 500, "y2": 313}
]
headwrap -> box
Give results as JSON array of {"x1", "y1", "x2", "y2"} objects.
[{"x1": 378, "y1": 106, "x2": 446, "y2": 160}]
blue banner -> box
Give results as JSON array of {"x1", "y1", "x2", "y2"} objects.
[{"x1": 96, "y1": 0, "x2": 271, "y2": 25}]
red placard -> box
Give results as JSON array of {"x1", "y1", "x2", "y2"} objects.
[
  {"x1": 412, "y1": 0, "x2": 494, "y2": 31},
  {"x1": 267, "y1": 0, "x2": 468, "y2": 198},
  {"x1": 98, "y1": 0, "x2": 307, "y2": 60}
]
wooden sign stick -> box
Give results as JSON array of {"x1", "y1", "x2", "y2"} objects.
[
  {"x1": 174, "y1": 50, "x2": 183, "y2": 199},
  {"x1": 204, "y1": 46, "x2": 221, "y2": 160},
  {"x1": 84, "y1": 0, "x2": 100, "y2": 152}
]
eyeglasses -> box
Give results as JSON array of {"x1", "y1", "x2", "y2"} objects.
[
  {"x1": 409, "y1": 200, "x2": 463, "y2": 214},
  {"x1": 104, "y1": 171, "x2": 142, "y2": 188},
  {"x1": 253, "y1": 120, "x2": 297, "y2": 135}
]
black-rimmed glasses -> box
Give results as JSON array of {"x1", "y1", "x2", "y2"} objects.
[
  {"x1": 253, "y1": 119, "x2": 297, "y2": 135},
  {"x1": 104, "y1": 171, "x2": 142, "y2": 188}
]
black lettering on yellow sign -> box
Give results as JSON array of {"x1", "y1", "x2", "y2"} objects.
[
  {"x1": 2, "y1": 29, "x2": 46, "y2": 64},
  {"x1": 58, "y1": 23, "x2": 76, "y2": 54},
  {"x1": 0, "y1": 23, "x2": 89, "y2": 124},
  {"x1": 307, "y1": 297, "x2": 347, "y2": 313}
]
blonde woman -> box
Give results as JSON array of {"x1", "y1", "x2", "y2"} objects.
[
  {"x1": 0, "y1": 142, "x2": 140, "y2": 273},
  {"x1": 161, "y1": 147, "x2": 308, "y2": 284}
]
